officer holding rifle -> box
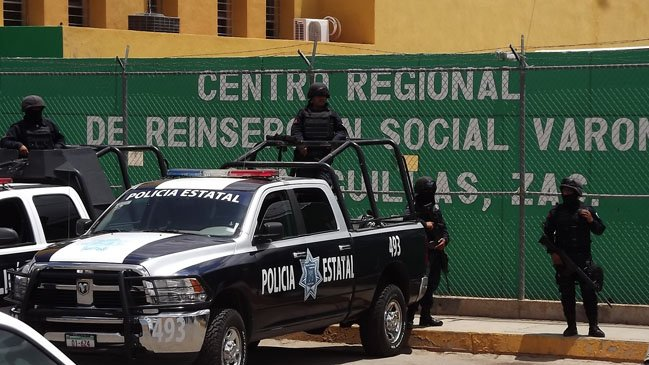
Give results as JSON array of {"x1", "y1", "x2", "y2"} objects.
[{"x1": 542, "y1": 176, "x2": 606, "y2": 338}]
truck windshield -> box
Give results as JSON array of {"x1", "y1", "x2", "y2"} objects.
[{"x1": 92, "y1": 188, "x2": 252, "y2": 237}]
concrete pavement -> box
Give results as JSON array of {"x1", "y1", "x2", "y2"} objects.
[
  {"x1": 283, "y1": 315, "x2": 649, "y2": 363},
  {"x1": 433, "y1": 296, "x2": 649, "y2": 326},
  {"x1": 406, "y1": 316, "x2": 649, "y2": 363}
]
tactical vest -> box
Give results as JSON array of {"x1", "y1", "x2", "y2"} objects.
[
  {"x1": 553, "y1": 205, "x2": 592, "y2": 263},
  {"x1": 25, "y1": 125, "x2": 54, "y2": 150},
  {"x1": 302, "y1": 110, "x2": 333, "y2": 140}
]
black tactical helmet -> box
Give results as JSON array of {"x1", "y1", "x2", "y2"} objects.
[
  {"x1": 307, "y1": 83, "x2": 330, "y2": 99},
  {"x1": 21, "y1": 95, "x2": 46, "y2": 112},
  {"x1": 414, "y1": 176, "x2": 437, "y2": 196},
  {"x1": 560, "y1": 176, "x2": 583, "y2": 196}
]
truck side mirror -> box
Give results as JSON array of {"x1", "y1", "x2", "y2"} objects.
[
  {"x1": 0, "y1": 227, "x2": 19, "y2": 246},
  {"x1": 75, "y1": 218, "x2": 93, "y2": 236},
  {"x1": 254, "y1": 222, "x2": 284, "y2": 245}
]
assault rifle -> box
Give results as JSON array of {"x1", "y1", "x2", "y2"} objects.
[{"x1": 538, "y1": 226, "x2": 612, "y2": 308}]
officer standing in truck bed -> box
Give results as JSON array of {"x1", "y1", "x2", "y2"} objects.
[
  {"x1": 1, "y1": 95, "x2": 65, "y2": 157},
  {"x1": 290, "y1": 83, "x2": 347, "y2": 184}
]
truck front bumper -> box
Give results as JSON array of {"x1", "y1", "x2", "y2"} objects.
[{"x1": 41, "y1": 309, "x2": 210, "y2": 354}]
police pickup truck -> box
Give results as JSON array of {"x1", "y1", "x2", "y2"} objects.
[
  {"x1": 0, "y1": 146, "x2": 167, "y2": 302},
  {"x1": 7, "y1": 139, "x2": 428, "y2": 365}
]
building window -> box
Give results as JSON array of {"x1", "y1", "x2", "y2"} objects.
[
  {"x1": 217, "y1": 0, "x2": 232, "y2": 36},
  {"x1": 68, "y1": 0, "x2": 87, "y2": 27},
  {"x1": 147, "y1": 0, "x2": 159, "y2": 14},
  {"x1": 266, "y1": 0, "x2": 279, "y2": 39},
  {"x1": 3, "y1": 0, "x2": 23, "y2": 26}
]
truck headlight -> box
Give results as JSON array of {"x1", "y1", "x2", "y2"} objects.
[
  {"x1": 11, "y1": 274, "x2": 29, "y2": 301},
  {"x1": 145, "y1": 278, "x2": 208, "y2": 304},
  {"x1": 9, "y1": 259, "x2": 35, "y2": 302}
]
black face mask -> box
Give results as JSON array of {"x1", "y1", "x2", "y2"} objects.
[
  {"x1": 415, "y1": 192, "x2": 435, "y2": 206},
  {"x1": 24, "y1": 109, "x2": 43, "y2": 123},
  {"x1": 562, "y1": 194, "x2": 580, "y2": 209}
]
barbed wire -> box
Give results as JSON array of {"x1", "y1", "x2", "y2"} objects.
[
  {"x1": 153, "y1": 36, "x2": 649, "y2": 59},
  {"x1": 160, "y1": 43, "x2": 306, "y2": 58},
  {"x1": 4, "y1": 62, "x2": 649, "y2": 76}
]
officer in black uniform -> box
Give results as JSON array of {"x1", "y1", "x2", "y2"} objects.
[
  {"x1": 290, "y1": 83, "x2": 347, "y2": 184},
  {"x1": 543, "y1": 177, "x2": 606, "y2": 338},
  {"x1": 1, "y1": 95, "x2": 65, "y2": 157},
  {"x1": 406, "y1": 176, "x2": 450, "y2": 327}
]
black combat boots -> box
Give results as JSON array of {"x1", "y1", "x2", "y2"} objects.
[
  {"x1": 588, "y1": 325, "x2": 605, "y2": 338},
  {"x1": 419, "y1": 316, "x2": 443, "y2": 327},
  {"x1": 418, "y1": 306, "x2": 443, "y2": 327},
  {"x1": 563, "y1": 325, "x2": 578, "y2": 337}
]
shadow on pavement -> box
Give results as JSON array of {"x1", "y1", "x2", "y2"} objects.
[
  {"x1": 68, "y1": 344, "x2": 412, "y2": 365},
  {"x1": 250, "y1": 343, "x2": 413, "y2": 365}
]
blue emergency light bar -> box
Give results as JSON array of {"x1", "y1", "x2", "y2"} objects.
[{"x1": 166, "y1": 168, "x2": 212, "y2": 177}]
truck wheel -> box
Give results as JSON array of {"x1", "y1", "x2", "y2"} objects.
[
  {"x1": 359, "y1": 284, "x2": 407, "y2": 357},
  {"x1": 195, "y1": 308, "x2": 247, "y2": 365}
]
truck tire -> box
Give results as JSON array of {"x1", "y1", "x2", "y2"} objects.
[
  {"x1": 359, "y1": 284, "x2": 407, "y2": 357},
  {"x1": 195, "y1": 308, "x2": 247, "y2": 365}
]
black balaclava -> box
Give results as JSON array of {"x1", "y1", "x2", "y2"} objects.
[
  {"x1": 24, "y1": 108, "x2": 44, "y2": 124},
  {"x1": 308, "y1": 99, "x2": 327, "y2": 112},
  {"x1": 561, "y1": 191, "x2": 580, "y2": 210},
  {"x1": 415, "y1": 189, "x2": 436, "y2": 209},
  {"x1": 414, "y1": 177, "x2": 436, "y2": 208}
]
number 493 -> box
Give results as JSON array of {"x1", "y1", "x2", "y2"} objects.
[
  {"x1": 151, "y1": 317, "x2": 186, "y2": 343},
  {"x1": 388, "y1": 235, "x2": 401, "y2": 257}
]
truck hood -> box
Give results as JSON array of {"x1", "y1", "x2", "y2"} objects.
[{"x1": 35, "y1": 232, "x2": 235, "y2": 266}]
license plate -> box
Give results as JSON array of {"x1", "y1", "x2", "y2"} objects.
[{"x1": 65, "y1": 334, "x2": 96, "y2": 348}]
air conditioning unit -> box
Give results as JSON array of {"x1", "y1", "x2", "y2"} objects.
[
  {"x1": 293, "y1": 18, "x2": 329, "y2": 42},
  {"x1": 128, "y1": 13, "x2": 180, "y2": 33}
]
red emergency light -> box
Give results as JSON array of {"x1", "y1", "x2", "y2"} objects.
[
  {"x1": 227, "y1": 169, "x2": 279, "y2": 178},
  {"x1": 0, "y1": 177, "x2": 13, "y2": 184}
]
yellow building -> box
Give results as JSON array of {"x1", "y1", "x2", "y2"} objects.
[{"x1": 1, "y1": 0, "x2": 649, "y2": 58}]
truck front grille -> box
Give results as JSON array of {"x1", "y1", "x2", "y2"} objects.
[{"x1": 30, "y1": 269, "x2": 147, "y2": 310}]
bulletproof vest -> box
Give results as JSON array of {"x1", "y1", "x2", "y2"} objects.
[
  {"x1": 26, "y1": 125, "x2": 54, "y2": 150},
  {"x1": 415, "y1": 202, "x2": 445, "y2": 242},
  {"x1": 302, "y1": 110, "x2": 333, "y2": 140},
  {"x1": 553, "y1": 204, "x2": 592, "y2": 262}
]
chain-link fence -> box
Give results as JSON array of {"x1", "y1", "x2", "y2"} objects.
[{"x1": 1, "y1": 53, "x2": 647, "y2": 305}]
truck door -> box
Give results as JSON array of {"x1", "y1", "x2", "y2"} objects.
[
  {"x1": 251, "y1": 190, "x2": 307, "y2": 332},
  {"x1": 291, "y1": 187, "x2": 353, "y2": 324},
  {"x1": 251, "y1": 187, "x2": 352, "y2": 333}
]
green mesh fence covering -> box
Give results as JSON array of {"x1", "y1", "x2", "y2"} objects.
[{"x1": 1, "y1": 51, "x2": 647, "y2": 304}]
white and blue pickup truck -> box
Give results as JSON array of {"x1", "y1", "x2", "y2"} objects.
[
  {"x1": 0, "y1": 180, "x2": 90, "y2": 300},
  {"x1": 7, "y1": 139, "x2": 429, "y2": 365}
]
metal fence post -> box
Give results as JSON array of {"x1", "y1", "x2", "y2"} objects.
[
  {"x1": 116, "y1": 46, "x2": 130, "y2": 145},
  {"x1": 516, "y1": 36, "x2": 528, "y2": 300}
]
